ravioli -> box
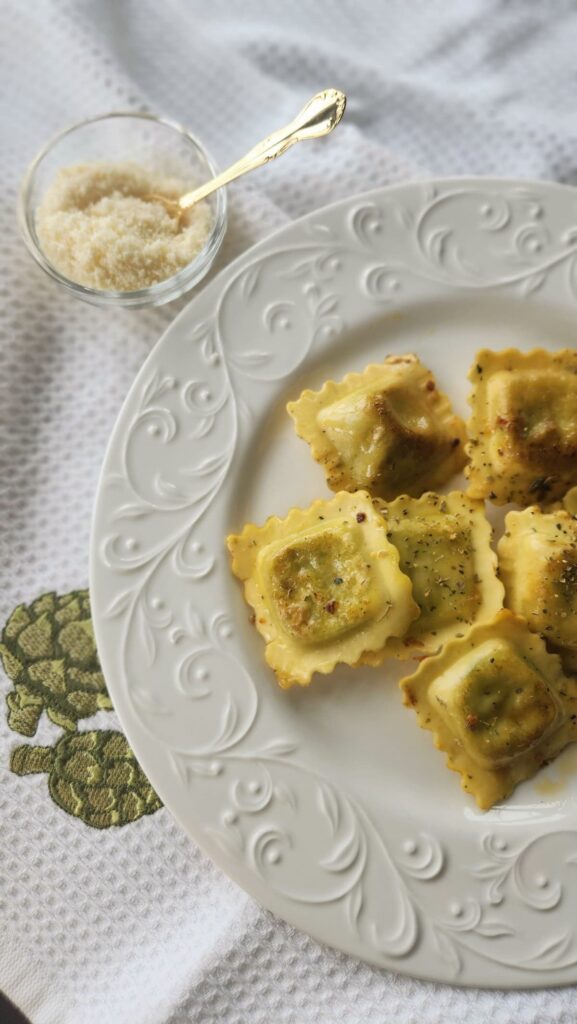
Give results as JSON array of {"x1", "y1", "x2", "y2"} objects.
[
  {"x1": 227, "y1": 491, "x2": 419, "y2": 688},
  {"x1": 401, "y1": 612, "x2": 577, "y2": 809},
  {"x1": 287, "y1": 355, "x2": 467, "y2": 501},
  {"x1": 545, "y1": 485, "x2": 577, "y2": 516},
  {"x1": 363, "y1": 491, "x2": 503, "y2": 661},
  {"x1": 466, "y1": 348, "x2": 577, "y2": 506},
  {"x1": 499, "y1": 507, "x2": 577, "y2": 672}
]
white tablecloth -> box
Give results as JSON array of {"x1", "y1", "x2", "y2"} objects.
[{"x1": 1, "y1": 2, "x2": 577, "y2": 1022}]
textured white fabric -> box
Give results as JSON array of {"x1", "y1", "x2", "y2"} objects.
[{"x1": 2, "y1": 2, "x2": 577, "y2": 1022}]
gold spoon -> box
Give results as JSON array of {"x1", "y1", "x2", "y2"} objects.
[{"x1": 147, "y1": 88, "x2": 346, "y2": 222}]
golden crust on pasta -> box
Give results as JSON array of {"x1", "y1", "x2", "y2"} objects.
[
  {"x1": 287, "y1": 355, "x2": 467, "y2": 501},
  {"x1": 466, "y1": 348, "x2": 577, "y2": 506},
  {"x1": 499, "y1": 507, "x2": 577, "y2": 674},
  {"x1": 362, "y1": 491, "x2": 503, "y2": 662},
  {"x1": 400, "y1": 611, "x2": 577, "y2": 809},
  {"x1": 227, "y1": 490, "x2": 418, "y2": 688}
]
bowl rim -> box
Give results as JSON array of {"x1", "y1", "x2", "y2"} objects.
[{"x1": 17, "y1": 110, "x2": 227, "y2": 307}]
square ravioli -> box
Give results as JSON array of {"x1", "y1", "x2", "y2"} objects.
[
  {"x1": 400, "y1": 612, "x2": 577, "y2": 809},
  {"x1": 364, "y1": 491, "x2": 503, "y2": 661},
  {"x1": 499, "y1": 507, "x2": 577, "y2": 671},
  {"x1": 466, "y1": 348, "x2": 577, "y2": 505},
  {"x1": 227, "y1": 491, "x2": 418, "y2": 688},
  {"x1": 287, "y1": 355, "x2": 467, "y2": 501}
]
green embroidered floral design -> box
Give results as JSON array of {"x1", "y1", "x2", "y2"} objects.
[
  {"x1": 11, "y1": 730, "x2": 162, "y2": 828},
  {"x1": 0, "y1": 590, "x2": 112, "y2": 735},
  {"x1": 2, "y1": 589, "x2": 162, "y2": 828}
]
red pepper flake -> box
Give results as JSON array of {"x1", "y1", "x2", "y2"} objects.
[
  {"x1": 426, "y1": 380, "x2": 435, "y2": 391},
  {"x1": 466, "y1": 713, "x2": 479, "y2": 730},
  {"x1": 325, "y1": 600, "x2": 337, "y2": 614},
  {"x1": 496, "y1": 416, "x2": 509, "y2": 427},
  {"x1": 356, "y1": 512, "x2": 366, "y2": 523}
]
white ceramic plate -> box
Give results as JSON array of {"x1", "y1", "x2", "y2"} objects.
[{"x1": 91, "y1": 179, "x2": 577, "y2": 988}]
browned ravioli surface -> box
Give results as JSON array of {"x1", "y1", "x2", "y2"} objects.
[
  {"x1": 401, "y1": 612, "x2": 577, "y2": 809},
  {"x1": 467, "y1": 348, "x2": 577, "y2": 505},
  {"x1": 287, "y1": 355, "x2": 467, "y2": 501},
  {"x1": 227, "y1": 490, "x2": 418, "y2": 688}
]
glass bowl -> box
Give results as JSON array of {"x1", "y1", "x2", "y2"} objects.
[{"x1": 18, "y1": 112, "x2": 227, "y2": 308}]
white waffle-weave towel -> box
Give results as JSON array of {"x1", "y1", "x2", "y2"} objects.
[{"x1": 1, "y1": 2, "x2": 577, "y2": 1022}]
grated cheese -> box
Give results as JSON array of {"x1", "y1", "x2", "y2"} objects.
[{"x1": 36, "y1": 161, "x2": 213, "y2": 292}]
